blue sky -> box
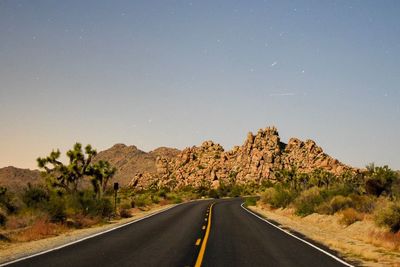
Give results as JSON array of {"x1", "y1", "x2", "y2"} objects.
[{"x1": 0, "y1": 1, "x2": 399, "y2": 169}]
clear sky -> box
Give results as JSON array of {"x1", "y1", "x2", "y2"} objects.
[{"x1": 0, "y1": 1, "x2": 399, "y2": 170}]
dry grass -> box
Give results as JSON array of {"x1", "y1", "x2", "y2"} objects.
[
  {"x1": 339, "y1": 208, "x2": 364, "y2": 226},
  {"x1": 13, "y1": 219, "x2": 68, "y2": 242},
  {"x1": 367, "y1": 230, "x2": 400, "y2": 251},
  {"x1": 5, "y1": 213, "x2": 37, "y2": 230}
]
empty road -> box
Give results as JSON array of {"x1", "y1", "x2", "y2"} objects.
[{"x1": 5, "y1": 198, "x2": 352, "y2": 267}]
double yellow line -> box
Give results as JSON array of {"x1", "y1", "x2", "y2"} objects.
[{"x1": 194, "y1": 203, "x2": 214, "y2": 267}]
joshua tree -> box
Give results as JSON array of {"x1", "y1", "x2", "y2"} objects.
[
  {"x1": 89, "y1": 160, "x2": 117, "y2": 199},
  {"x1": 37, "y1": 143, "x2": 115, "y2": 195}
]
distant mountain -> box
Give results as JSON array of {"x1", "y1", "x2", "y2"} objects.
[
  {"x1": 0, "y1": 166, "x2": 41, "y2": 191},
  {"x1": 93, "y1": 144, "x2": 180, "y2": 185},
  {"x1": 0, "y1": 145, "x2": 180, "y2": 190}
]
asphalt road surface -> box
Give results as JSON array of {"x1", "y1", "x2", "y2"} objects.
[{"x1": 5, "y1": 198, "x2": 351, "y2": 267}]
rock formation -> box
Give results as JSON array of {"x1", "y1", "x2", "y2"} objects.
[{"x1": 129, "y1": 126, "x2": 356, "y2": 190}]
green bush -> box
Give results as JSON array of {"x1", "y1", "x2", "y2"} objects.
[
  {"x1": 349, "y1": 194, "x2": 376, "y2": 213},
  {"x1": 0, "y1": 187, "x2": 18, "y2": 214},
  {"x1": 374, "y1": 201, "x2": 400, "y2": 232},
  {"x1": 75, "y1": 191, "x2": 97, "y2": 215},
  {"x1": 261, "y1": 186, "x2": 296, "y2": 208},
  {"x1": 208, "y1": 189, "x2": 219, "y2": 199},
  {"x1": 22, "y1": 185, "x2": 49, "y2": 209},
  {"x1": 316, "y1": 195, "x2": 353, "y2": 215},
  {"x1": 166, "y1": 192, "x2": 182, "y2": 204},
  {"x1": 46, "y1": 196, "x2": 67, "y2": 222},
  {"x1": 294, "y1": 187, "x2": 323, "y2": 216},
  {"x1": 95, "y1": 198, "x2": 114, "y2": 217},
  {"x1": 365, "y1": 164, "x2": 398, "y2": 197},
  {"x1": 329, "y1": 195, "x2": 353, "y2": 214},
  {"x1": 244, "y1": 197, "x2": 257, "y2": 207},
  {"x1": 133, "y1": 194, "x2": 152, "y2": 207}
]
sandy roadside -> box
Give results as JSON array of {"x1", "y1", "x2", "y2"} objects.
[
  {"x1": 0, "y1": 204, "x2": 175, "y2": 265},
  {"x1": 248, "y1": 204, "x2": 400, "y2": 267}
]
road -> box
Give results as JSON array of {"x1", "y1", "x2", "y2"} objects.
[{"x1": 5, "y1": 198, "x2": 351, "y2": 267}]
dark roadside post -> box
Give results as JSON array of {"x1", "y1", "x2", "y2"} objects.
[{"x1": 114, "y1": 182, "x2": 119, "y2": 215}]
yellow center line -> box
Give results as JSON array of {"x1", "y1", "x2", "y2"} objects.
[
  {"x1": 195, "y1": 203, "x2": 214, "y2": 267},
  {"x1": 195, "y1": 238, "x2": 202, "y2": 246}
]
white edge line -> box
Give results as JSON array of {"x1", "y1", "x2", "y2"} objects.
[
  {"x1": 240, "y1": 203, "x2": 354, "y2": 267},
  {"x1": 0, "y1": 203, "x2": 185, "y2": 266}
]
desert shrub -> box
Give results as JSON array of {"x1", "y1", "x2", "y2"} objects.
[
  {"x1": 329, "y1": 195, "x2": 353, "y2": 214},
  {"x1": 340, "y1": 208, "x2": 364, "y2": 225},
  {"x1": 0, "y1": 186, "x2": 18, "y2": 214},
  {"x1": 364, "y1": 164, "x2": 398, "y2": 197},
  {"x1": 119, "y1": 208, "x2": 131, "y2": 218},
  {"x1": 208, "y1": 189, "x2": 219, "y2": 199},
  {"x1": 133, "y1": 194, "x2": 152, "y2": 207},
  {"x1": 315, "y1": 202, "x2": 332, "y2": 215},
  {"x1": 349, "y1": 194, "x2": 376, "y2": 213},
  {"x1": 46, "y1": 196, "x2": 67, "y2": 223},
  {"x1": 374, "y1": 201, "x2": 400, "y2": 232},
  {"x1": 244, "y1": 197, "x2": 257, "y2": 207},
  {"x1": 156, "y1": 188, "x2": 169, "y2": 198},
  {"x1": 74, "y1": 191, "x2": 98, "y2": 216},
  {"x1": 261, "y1": 186, "x2": 296, "y2": 209},
  {"x1": 195, "y1": 186, "x2": 209, "y2": 197},
  {"x1": 166, "y1": 192, "x2": 182, "y2": 204},
  {"x1": 261, "y1": 188, "x2": 276, "y2": 204},
  {"x1": 320, "y1": 184, "x2": 354, "y2": 199},
  {"x1": 119, "y1": 202, "x2": 132, "y2": 218},
  {"x1": 0, "y1": 211, "x2": 6, "y2": 226},
  {"x1": 94, "y1": 198, "x2": 113, "y2": 217},
  {"x1": 22, "y1": 185, "x2": 49, "y2": 209},
  {"x1": 294, "y1": 187, "x2": 323, "y2": 216},
  {"x1": 229, "y1": 185, "x2": 243, "y2": 197}
]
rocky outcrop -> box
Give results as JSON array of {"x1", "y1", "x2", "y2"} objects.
[{"x1": 129, "y1": 126, "x2": 356, "y2": 190}]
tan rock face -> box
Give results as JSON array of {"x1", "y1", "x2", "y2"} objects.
[{"x1": 128, "y1": 126, "x2": 357, "y2": 190}]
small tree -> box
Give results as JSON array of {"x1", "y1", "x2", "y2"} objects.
[
  {"x1": 365, "y1": 164, "x2": 398, "y2": 197},
  {"x1": 89, "y1": 160, "x2": 117, "y2": 199},
  {"x1": 37, "y1": 143, "x2": 97, "y2": 194}
]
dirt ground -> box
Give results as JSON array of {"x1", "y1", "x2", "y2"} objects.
[
  {"x1": 0, "y1": 204, "x2": 174, "y2": 265},
  {"x1": 248, "y1": 203, "x2": 400, "y2": 267}
]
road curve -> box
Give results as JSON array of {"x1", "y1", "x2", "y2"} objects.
[
  {"x1": 203, "y1": 198, "x2": 349, "y2": 267},
  {"x1": 5, "y1": 198, "x2": 351, "y2": 267}
]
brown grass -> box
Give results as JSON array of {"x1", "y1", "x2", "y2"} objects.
[
  {"x1": 14, "y1": 219, "x2": 68, "y2": 242},
  {"x1": 5, "y1": 213, "x2": 37, "y2": 230},
  {"x1": 367, "y1": 230, "x2": 400, "y2": 251},
  {"x1": 339, "y1": 208, "x2": 364, "y2": 226}
]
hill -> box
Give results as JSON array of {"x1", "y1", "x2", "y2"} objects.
[
  {"x1": 0, "y1": 166, "x2": 41, "y2": 191},
  {"x1": 93, "y1": 144, "x2": 180, "y2": 185}
]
